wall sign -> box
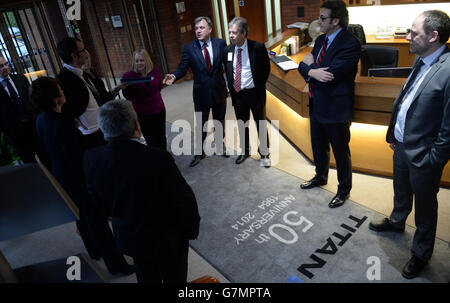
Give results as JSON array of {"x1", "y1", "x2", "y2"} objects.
[{"x1": 111, "y1": 15, "x2": 123, "y2": 28}]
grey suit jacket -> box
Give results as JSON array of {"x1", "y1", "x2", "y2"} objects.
[{"x1": 386, "y1": 47, "x2": 450, "y2": 169}]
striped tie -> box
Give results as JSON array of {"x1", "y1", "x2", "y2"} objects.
[
  {"x1": 308, "y1": 37, "x2": 329, "y2": 99},
  {"x1": 234, "y1": 48, "x2": 242, "y2": 93}
]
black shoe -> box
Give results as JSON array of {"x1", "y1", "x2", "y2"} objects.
[
  {"x1": 402, "y1": 256, "x2": 427, "y2": 279},
  {"x1": 190, "y1": 155, "x2": 205, "y2": 167},
  {"x1": 328, "y1": 193, "x2": 349, "y2": 208},
  {"x1": 235, "y1": 154, "x2": 250, "y2": 164},
  {"x1": 369, "y1": 218, "x2": 405, "y2": 233},
  {"x1": 300, "y1": 177, "x2": 327, "y2": 189}
]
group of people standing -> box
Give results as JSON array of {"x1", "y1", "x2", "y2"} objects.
[
  {"x1": 0, "y1": 0, "x2": 448, "y2": 282},
  {"x1": 298, "y1": 0, "x2": 449, "y2": 280}
]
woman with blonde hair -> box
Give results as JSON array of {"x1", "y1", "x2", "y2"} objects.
[{"x1": 122, "y1": 49, "x2": 167, "y2": 150}]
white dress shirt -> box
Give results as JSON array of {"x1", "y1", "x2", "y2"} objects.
[
  {"x1": 63, "y1": 63, "x2": 99, "y2": 135},
  {"x1": 233, "y1": 40, "x2": 255, "y2": 90},
  {"x1": 200, "y1": 39, "x2": 213, "y2": 66},
  {"x1": 394, "y1": 44, "x2": 446, "y2": 142}
]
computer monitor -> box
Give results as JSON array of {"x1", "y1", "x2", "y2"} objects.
[{"x1": 368, "y1": 67, "x2": 412, "y2": 78}]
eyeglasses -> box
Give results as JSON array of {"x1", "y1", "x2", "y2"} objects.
[
  {"x1": 0, "y1": 62, "x2": 9, "y2": 68},
  {"x1": 318, "y1": 16, "x2": 331, "y2": 21},
  {"x1": 77, "y1": 48, "x2": 87, "y2": 54}
]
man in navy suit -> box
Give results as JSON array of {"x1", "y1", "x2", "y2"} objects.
[
  {"x1": 0, "y1": 56, "x2": 47, "y2": 164},
  {"x1": 164, "y1": 16, "x2": 228, "y2": 167},
  {"x1": 298, "y1": 0, "x2": 361, "y2": 208}
]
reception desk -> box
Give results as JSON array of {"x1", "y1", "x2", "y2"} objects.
[{"x1": 265, "y1": 29, "x2": 450, "y2": 186}]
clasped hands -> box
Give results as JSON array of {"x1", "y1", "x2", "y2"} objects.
[{"x1": 303, "y1": 53, "x2": 334, "y2": 83}]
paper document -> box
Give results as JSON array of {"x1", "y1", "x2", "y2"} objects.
[{"x1": 277, "y1": 60, "x2": 299, "y2": 71}]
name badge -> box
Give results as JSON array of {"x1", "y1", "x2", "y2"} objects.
[{"x1": 227, "y1": 52, "x2": 233, "y2": 61}]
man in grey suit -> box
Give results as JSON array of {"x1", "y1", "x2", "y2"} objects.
[{"x1": 369, "y1": 10, "x2": 450, "y2": 279}]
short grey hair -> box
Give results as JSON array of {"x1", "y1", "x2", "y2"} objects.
[
  {"x1": 421, "y1": 10, "x2": 450, "y2": 44},
  {"x1": 229, "y1": 17, "x2": 248, "y2": 37},
  {"x1": 98, "y1": 99, "x2": 137, "y2": 140},
  {"x1": 194, "y1": 16, "x2": 213, "y2": 29}
]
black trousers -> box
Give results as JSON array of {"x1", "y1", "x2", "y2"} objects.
[
  {"x1": 194, "y1": 98, "x2": 226, "y2": 155},
  {"x1": 389, "y1": 141, "x2": 443, "y2": 261},
  {"x1": 232, "y1": 88, "x2": 269, "y2": 156},
  {"x1": 132, "y1": 236, "x2": 189, "y2": 283},
  {"x1": 309, "y1": 115, "x2": 352, "y2": 195},
  {"x1": 138, "y1": 108, "x2": 167, "y2": 151}
]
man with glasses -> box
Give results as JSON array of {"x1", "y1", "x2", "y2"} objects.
[
  {"x1": 0, "y1": 56, "x2": 46, "y2": 163},
  {"x1": 298, "y1": 0, "x2": 361, "y2": 208},
  {"x1": 57, "y1": 37, "x2": 105, "y2": 148}
]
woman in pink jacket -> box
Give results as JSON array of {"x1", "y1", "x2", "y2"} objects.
[{"x1": 122, "y1": 49, "x2": 166, "y2": 150}]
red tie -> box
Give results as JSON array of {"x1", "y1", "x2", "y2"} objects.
[
  {"x1": 308, "y1": 37, "x2": 329, "y2": 99},
  {"x1": 234, "y1": 48, "x2": 242, "y2": 92},
  {"x1": 203, "y1": 43, "x2": 211, "y2": 72}
]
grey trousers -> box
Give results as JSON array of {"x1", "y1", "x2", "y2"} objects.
[{"x1": 389, "y1": 142, "x2": 444, "y2": 261}]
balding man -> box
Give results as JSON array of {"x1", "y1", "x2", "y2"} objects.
[{"x1": 369, "y1": 10, "x2": 450, "y2": 279}]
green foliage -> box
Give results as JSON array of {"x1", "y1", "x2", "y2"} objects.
[{"x1": 0, "y1": 131, "x2": 19, "y2": 166}]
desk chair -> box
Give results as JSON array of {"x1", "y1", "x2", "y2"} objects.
[
  {"x1": 363, "y1": 45, "x2": 399, "y2": 68},
  {"x1": 348, "y1": 24, "x2": 366, "y2": 45}
]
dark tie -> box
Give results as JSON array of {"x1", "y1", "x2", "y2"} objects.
[
  {"x1": 203, "y1": 43, "x2": 212, "y2": 72},
  {"x1": 3, "y1": 78, "x2": 25, "y2": 119},
  {"x1": 82, "y1": 72, "x2": 102, "y2": 105},
  {"x1": 308, "y1": 37, "x2": 329, "y2": 99},
  {"x1": 397, "y1": 59, "x2": 424, "y2": 106},
  {"x1": 234, "y1": 48, "x2": 242, "y2": 93}
]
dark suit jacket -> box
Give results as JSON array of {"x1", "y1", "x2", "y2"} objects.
[
  {"x1": 223, "y1": 39, "x2": 271, "y2": 107},
  {"x1": 173, "y1": 38, "x2": 227, "y2": 110},
  {"x1": 386, "y1": 48, "x2": 450, "y2": 169},
  {"x1": 84, "y1": 68, "x2": 116, "y2": 105},
  {"x1": 83, "y1": 140, "x2": 201, "y2": 255},
  {"x1": 57, "y1": 67, "x2": 90, "y2": 120},
  {"x1": 298, "y1": 29, "x2": 361, "y2": 124},
  {"x1": 0, "y1": 74, "x2": 34, "y2": 137},
  {"x1": 35, "y1": 111, "x2": 89, "y2": 208}
]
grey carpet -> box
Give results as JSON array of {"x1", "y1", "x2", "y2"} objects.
[{"x1": 167, "y1": 123, "x2": 450, "y2": 283}]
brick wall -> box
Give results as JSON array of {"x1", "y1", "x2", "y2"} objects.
[{"x1": 281, "y1": 0, "x2": 321, "y2": 31}]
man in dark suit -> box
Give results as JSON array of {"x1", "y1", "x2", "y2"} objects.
[
  {"x1": 164, "y1": 16, "x2": 229, "y2": 167},
  {"x1": 0, "y1": 56, "x2": 47, "y2": 164},
  {"x1": 223, "y1": 17, "x2": 271, "y2": 167},
  {"x1": 83, "y1": 99, "x2": 200, "y2": 283},
  {"x1": 369, "y1": 10, "x2": 450, "y2": 279},
  {"x1": 56, "y1": 37, "x2": 105, "y2": 148},
  {"x1": 298, "y1": 0, "x2": 361, "y2": 208}
]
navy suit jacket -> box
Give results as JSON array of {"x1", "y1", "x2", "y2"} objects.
[
  {"x1": 298, "y1": 29, "x2": 361, "y2": 123},
  {"x1": 223, "y1": 40, "x2": 270, "y2": 107},
  {"x1": 83, "y1": 140, "x2": 201, "y2": 255},
  {"x1": 173, "y1": 38, "x2": 227, "y2": 110},
  {"x1": 0, "y1": 74, "x2": 34, "y2": 137},
  {"x1": 57, "y1": 67, "x2": 90, "y2": 120}
]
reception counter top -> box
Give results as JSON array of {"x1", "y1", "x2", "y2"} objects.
[{"x1": 265, "y1": 30, "x2": 450, "y2": 185}]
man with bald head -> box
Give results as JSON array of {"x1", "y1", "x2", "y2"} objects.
[{"x1": 369, "y1": 10, "x2": 450, "y2": 279}]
